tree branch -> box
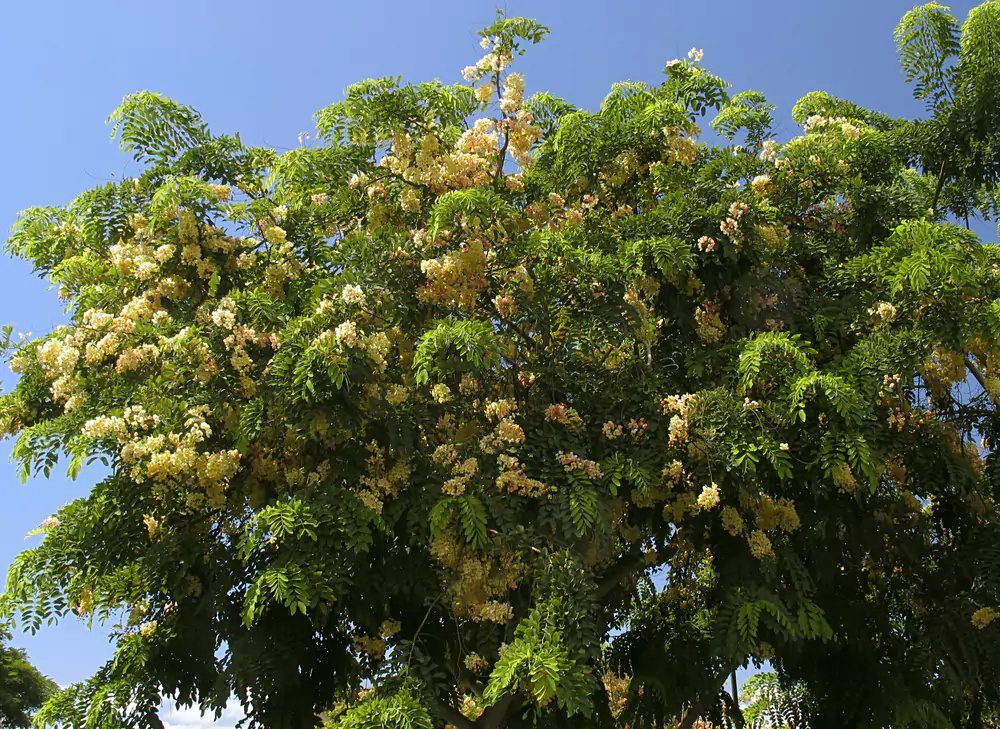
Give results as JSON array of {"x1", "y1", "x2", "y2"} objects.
[
  {"x1": 677, "y1": 664, "x2": 739, "y2": 729},
  {"x1": 429, "y1": 698, "x2": 477, "y2": 729},
  {"x1": 931, "y1": 157, "x2": 948, "y2": 213},
  {"x1": 966, "y1": 356, "x2": 989, "y2": 393},
  {"x1": 596, "y1": 550, "x2": 647, "y2": 599},
  {"x1": 479, "y1": 694, "x2": 519, "y2": 729}
]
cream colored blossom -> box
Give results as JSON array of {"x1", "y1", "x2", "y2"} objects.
[
  {"x1": 341, "y1": 284, "x2": 366, "y2": 306},
  {"x1": 869, "y1": 301, "x2": 897, "y2": 324},
  {"x1": 972, "y1": 607, "x2": 1000, "y2": 629},
  {"x1": 750, "y1": 174, "x2": 772, "y2": 196},
  {"x1": 556, "y1": 452, "x2": 602, "y2": 479},
  {"x1": 484, "y1": 399, "x2": 517, "y2": 421},
  {"x1": 544, "y1": 403, "x2": 584, "y2": 428},
  {"x1": 841, "y1": 122, "x2": 861, "y2": 140},
  {"x1": 82, "y1": 415, "x2": 128, "y2": 442},
  {"x1": 475, "y1": 84, "x2": 494, "y2": 104},
  {"x1": 36, "y1": 336, "x2": 79, "y2": 378},
  {"x1": 334, "y1": 321, "x2": 360, "y2": 348},
  {"x1": 431, "y1": 383, "x2": 452, "y2": 404},
  {"x1": 697, "y1": 483, "x2": 721, "y2": 511},
  {"x1": 386, "y1": 384, "x2": 409, "y2": 405},
  {"x1": 668, "y1": 414, "x2": 688, "y2": 445},
  {"x1": 721, "y1": 506, "x2": 744, "y2": 535},
  {"x1": 748, "y1": 530, "x2": 774, "y2": 559},
  {"x1": 496, "y1": 418, "x2": 525, "y2": 445},
  {"x1": 662, "y1": 460, "x2": 684, "y2": 485},
  {"x1": 760, "y1": 140, "x2": 779, "y2": 161}
]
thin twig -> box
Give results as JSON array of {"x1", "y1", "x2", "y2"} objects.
[{"x1": 405, "y1": 592, "x2": 443, "y2": 673}]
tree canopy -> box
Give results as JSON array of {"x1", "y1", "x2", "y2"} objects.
[
  {"x1": 3, "y1": 4, "x2": 1000, "y2": 727},
  {"x1": 0, "y1": 630, "x2": 57, "y2": 728}
]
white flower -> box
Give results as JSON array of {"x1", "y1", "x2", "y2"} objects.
[
  {"x1": 341, "y1": 284, "x2": 366, "y2": 306},
  {"x1": 334, "y1": 321, "x2": 359, "y2": 348},
  {"x1": 697, "y1": 483, "x2": 721, "y2": 510}
]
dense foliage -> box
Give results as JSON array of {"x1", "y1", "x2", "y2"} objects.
[
  {"x1": 0, "y1": 630, "x2": 56, "y2": 728},
  {"x1": 3, "y1": 3, "x2": 1000, "y2": 727}
]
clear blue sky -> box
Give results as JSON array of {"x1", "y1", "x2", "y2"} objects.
[{"x1": 0, "y1": 1, "x2": 992, "y2": 725}]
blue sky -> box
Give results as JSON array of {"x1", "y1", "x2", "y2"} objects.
[{"x1": 0, "y1": 1, "x2": 993, "y2": 725}]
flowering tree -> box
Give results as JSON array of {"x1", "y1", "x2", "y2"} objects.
[{"x1": 3, "y1": 4, "x2": 1000, "y2": 727}]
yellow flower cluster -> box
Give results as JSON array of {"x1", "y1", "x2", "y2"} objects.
[
  {"x1": 668, "y1": 415, "x2": 688, "y2": 446},
  {"x1": 831, "y1": 462, "x2": 858, "y2": 494},
  {"x1": 600, "y1": 151, "x2": 641, "y2": 189},
  {"x1": 210, "y1": 298, "x2": 237, "y2": 330},
  {"x1": 102, "y1": 407, "x2": 241, "y2": 506},
  {"x1": 385, "y1": 383, "x2": 409, "y2": 405},
  {"x1": 333, "y1": 320, "x2": 359, "y2": 348},
  {"x1": 922, "y1": 348, "x2": 966, "y2": 399},
  {"x1": 315, "y1": 321, "x2": 390, "y2": 373},
  {"x1": 694, "y1": 301, "x2": 725, "y2": 343},
  {"x1": 748, "y1": 529, "x2": 774, "y2": 560},
  {"x1": 663, "y1": 492, "x2": 697, "y2": 524},
  {"x1": 479, "y1": 418, "x2": 526, "y2": 454},
  {"x1": 360, "y1": 443, "x2": 412, "y2": 505},
  {"x1": 461, "y1": 44, "x2": 514, "y2": 82},
  {"x1": 750, "y1": 174, "x2": 772, "y2": 196},
  {"x1": 469, "y1": 600, "x2": 514, "y2": 624},
  {"x1": 662, "y1": 460, "x2": 684, "y2": 486},
  {"x1": 381, "y1": 122, "x2": 496, "y2": 194},
  {"x1": 493, "y1": 294, "x2": 517, "y2": 317},
  {"x1": 803, "y1": 114, "x2": 862, "y2": 140},
  {"x1": 662, "y1": 125, "x2": 699, "y2": 166},
  {"x1": 721, "y1": 506, "x2": 744, "y2": 535},
  {"x1": 544, "y1": 402, "x2": 584, "y2": 429},
  {"x1": 484, "y1": 399, "x2": 517, "y2": 421},
  {"x1": 696, "y1": 483, "x2": 721, "y2": 511},
  {"x1": 972, "y1": 607, "x2": 1000, "y2": 629},
  {"x1": 459, "y1": 374, "x2": 481, "y2": 395},
  {"x1": 754, "y1": 495, "x2": 800, "y2": 532},
  {"x1": 352, "y1": 635, "x2": 387, "y2": 660},
  {"x1": 419, "y1": 241, "x2": 488, "y2": 311},
  {"x1": 663, "y1": 393, "x2": 697, "y2": 447},
  {"x1": 500, "y1": 72, "x2": 525, "y2": 114},
  {"x1": 340, "y1": 283, "x2": 366, "y2": 306},
  {"x1": 601, "y1": 671, "x2": 631, "y2": 719},
  {"x1": 442, "y1": 457, "x2": 478, "y2": 496},
  {"x1": 115, "y1": 344, "x2": 159, "y2": 374},
  {"x1": 82, "y1": 415, "x2": 128, "y2": 442},
  {"x1": 460, "y1": 694, "x2": 485, "y2": 721},
  {"x1": 36, "y1": 333, "x2": 80, "y2": 379},
  {"x1": 464, "y1": 652, "x2": 490, "y2": 674},
  {"x1": 868, "y1": 301, "x2": 898, "y2": 325},
  {"x1": 495, "y1": 454, "x2": 549, "y2": 497},
  {"x1": 431, "y1": 534, "x2": 523, "y2": 623},
  {"x1": 556, "y1": 452, "x2": 603, "y2": 479},
  {"x1": 431, "y1": 383, "x2": 452, "y2": 404},
  {"x1": 760, "y1": 140, "x2": 779, "y2": 161},
  {"x1": 500, "y1": 110, "x2": 543, "y2": 168}
]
